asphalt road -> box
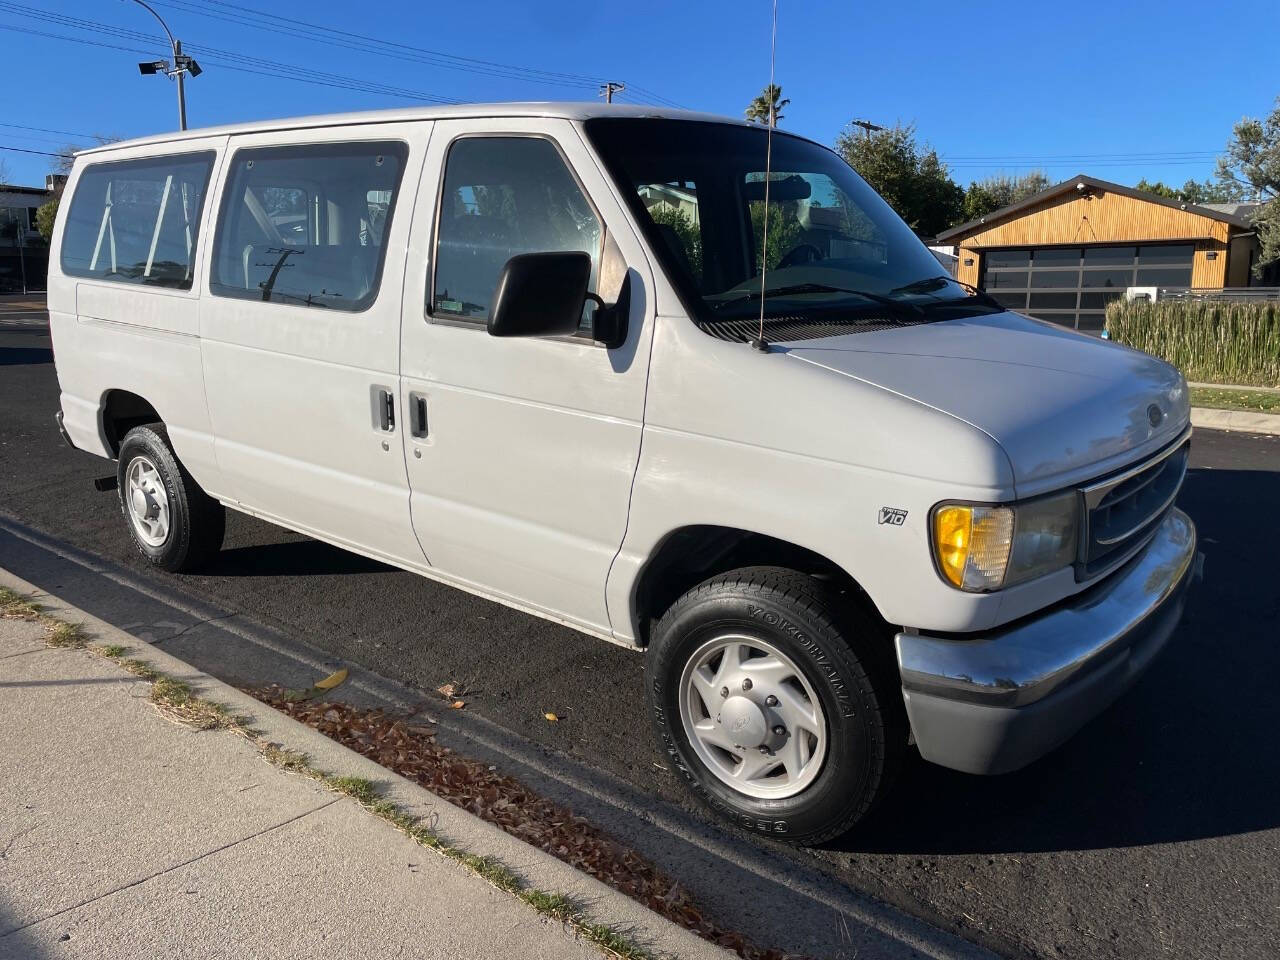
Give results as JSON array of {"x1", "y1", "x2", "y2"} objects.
[{"x1": 3, "y1": 319, "x2": 1277, "y2": 959}]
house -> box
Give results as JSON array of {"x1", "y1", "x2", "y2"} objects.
[
  {"x1": 0, "y1": 181, "x2": 54, "y2": 293},
  {"x1": 936, "y1": 174, "x2": 1270, "y2": 333}
]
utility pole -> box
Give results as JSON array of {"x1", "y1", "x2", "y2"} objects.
[
  {"x1": 598, "y1": 81, "x2": 625, "y2": 104},
  {"x1": 850, "y1": 119, "x2": 884, "y2": 139},
  {"x1": 127, "y1": 0, "x2": 201, "y2": 130}
]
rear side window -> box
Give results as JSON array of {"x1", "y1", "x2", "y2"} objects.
[
  {"x1": 210, "y1": 141, "x2": 408, "y2": 312},
  {"x1": 60, "y1": 152, "x2": 214, "y2": 289},
  {"x1": 431, "y1": 136, "x2": 602, "y2": 326}
]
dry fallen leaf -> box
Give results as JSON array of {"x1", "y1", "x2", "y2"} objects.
[
  {"x1": 543, "y1": 712, "x2": 559, "y2": 722},
  {"x1": 313, "y1": 667, "x2": 349, "y2": 691},
  {"x1": 436, "y1": 682, "x2": 456, "y2": 698},
  {"x1": 449, "y1": 699, "x2": 465, "y2": 709}
]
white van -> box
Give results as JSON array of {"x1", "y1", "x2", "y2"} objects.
[{"x1": 48, "y1": 104, "x2": 1197, "y2": 843}]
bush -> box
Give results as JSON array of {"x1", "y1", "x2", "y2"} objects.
[{"x1": 1104, "y1": 300, "x2": 1280, "y2": 387}]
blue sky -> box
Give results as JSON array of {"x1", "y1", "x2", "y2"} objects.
[{"x1": 2, "y1": 0, "x2": 1276, "y2": 193}]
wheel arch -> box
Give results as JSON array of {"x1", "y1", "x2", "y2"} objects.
[
  {"x1": 100, "y1": 389, "x2": 163, "y2": 458},
  {"x1": 630, "y1": 525, "x2": 886, "y2": 648}
]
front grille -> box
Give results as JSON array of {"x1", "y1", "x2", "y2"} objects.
[{"x1": 1078, "y1": 439, "x2": 1189, "y2": 580}]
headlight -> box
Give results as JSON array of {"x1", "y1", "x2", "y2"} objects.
[{"x1": 932, "y1": 492, "x2": 1078, "y2": 592}]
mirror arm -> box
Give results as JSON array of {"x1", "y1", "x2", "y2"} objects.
[{"x1": 588, "y1": 277, "x2": 629, "y2": 350}]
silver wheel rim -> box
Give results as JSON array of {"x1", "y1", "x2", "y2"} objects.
[
  {"x1": 124, "y1": 456, "x2": 170, "y2": 548},
  {"x1": 678, "y1": 633, "x2": 828, "y2": 799}
]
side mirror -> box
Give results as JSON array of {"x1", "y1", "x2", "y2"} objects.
[{"x1": 488, "y1": 251, "x2": 591, "y2": 339}]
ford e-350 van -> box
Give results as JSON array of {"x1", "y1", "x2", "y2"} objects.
[{"x1": 48, "y1": 104, "x2": 1198, "y2": 842}]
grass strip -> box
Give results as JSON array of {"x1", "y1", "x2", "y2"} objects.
[{"x1": 1189, "y1": 386, "x2": 1280, "y2": 414}]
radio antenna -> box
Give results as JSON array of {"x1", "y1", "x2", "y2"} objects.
[{"x1": 751, "y1": 0, "x2": 780, "y2": 353}]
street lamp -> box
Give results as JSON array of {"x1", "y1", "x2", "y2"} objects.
[{"x1": 125, "y1": 0, "x2": 200, "y2": 130}]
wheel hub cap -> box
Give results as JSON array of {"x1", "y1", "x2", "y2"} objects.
[
  {"x1": 124, "y1": 456, "x2": 170, "y2": 548},
  {"x1": 720, "y1": 695, "x2": 768, "y2": 748},
  {"x1": 677, "y1": 633, "x2": 829, "y2": 800}
]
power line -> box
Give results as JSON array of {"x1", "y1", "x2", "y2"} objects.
[
  {"x1": 0, "y1": 4, "x2": 462, "y2": 102},
  {"x1": 0, "y1": 121, "x2": 96, "y2": 139},
  {"x1": 0, "y1": 13, "x2": 461, "y2": 105},
  {"x1": 0, "y1": 145, "x2": 63, "y2": 157},
  {"x1": 149, "y1": 0, "x2": 688, "y2": 108},
  {"x1": 156, "y1": 0, "x2": 608, "y2": 88}
]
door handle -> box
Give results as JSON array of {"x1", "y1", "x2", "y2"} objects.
[
  {"x1": 409, "y1": 393, "x2": 428, "y2": 439},
  {"x1": 377, "y1": 389, "x2": 395, "y2": 432}
]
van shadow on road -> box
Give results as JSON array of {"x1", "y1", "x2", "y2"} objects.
[{"x1": 839, "y1": 466, "x2": 1280, "y2": 856}]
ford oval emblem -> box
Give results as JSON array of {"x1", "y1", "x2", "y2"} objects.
[{"x1": 1147, "y1": 403, "x2": 1164, "y2": 428}]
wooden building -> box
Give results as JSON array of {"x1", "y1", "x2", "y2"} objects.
[{"x1": 936, "y1": 174, "x2": 1262, "y2": 333}]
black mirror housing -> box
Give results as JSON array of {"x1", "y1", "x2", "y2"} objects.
[{"x1": 488, "y1": 251, "x2": 591, "y2": 339}]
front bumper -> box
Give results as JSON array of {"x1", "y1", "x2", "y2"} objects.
[{"x1": 895, "y1": 507, "x2": 1198, "y2": 775}]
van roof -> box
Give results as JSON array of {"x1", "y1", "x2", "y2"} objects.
[{"x1": 76, "y1": 102, "x2": 753, "y2": 156}]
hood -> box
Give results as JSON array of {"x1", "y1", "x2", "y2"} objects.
[{"x1": 781, "y1": 311, "x2": 1189, "y2": 494}]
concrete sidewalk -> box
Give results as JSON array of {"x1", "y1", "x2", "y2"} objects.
[{"x1": 0, "y1": 582, "x2": 730, "y2": 960}]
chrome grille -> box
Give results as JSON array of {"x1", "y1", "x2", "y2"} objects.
[{"x1": 1078, "y1": 438, "x2": 1189, "y2": 580}]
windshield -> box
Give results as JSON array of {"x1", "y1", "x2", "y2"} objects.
[{"x1": 584, "y1": 118, "x2": 998, "y2": 340}]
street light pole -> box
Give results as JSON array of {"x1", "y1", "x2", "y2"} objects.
[
  {"x1": 126, "y1": 0, "x2": 188, "y2": 130},
  {"x1": 173, "y1": 39, "x2": 187, "y2": 131}
]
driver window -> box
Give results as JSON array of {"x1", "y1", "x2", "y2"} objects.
[
  {"x1": 432, "y1": 136, "x2": 602, "y2": 329},
  {"x1": 744, "y1": 171, "x2": 887, "y2": 274}
]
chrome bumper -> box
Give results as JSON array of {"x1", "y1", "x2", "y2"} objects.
[{"x1": 895, "y1": 507, "x2": 1198, "y2": 774}]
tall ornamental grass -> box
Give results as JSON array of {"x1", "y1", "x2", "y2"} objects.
[{"x1": 1105, "y1": 300, "x2": 1280, "y2": 387}]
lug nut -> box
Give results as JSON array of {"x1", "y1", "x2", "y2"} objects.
[
  {"x1": 741, "y1": 678, "x2": 753, "y2": 691},
  {"x1": 772, "y1": 725, "x2": 786, "y2": 736},
  {"x1": 765, "y1": 695, "x2": 779, "y2": 707},
  {"x1": 720, "y1": 686, "x2": 729, "y2": 698}
]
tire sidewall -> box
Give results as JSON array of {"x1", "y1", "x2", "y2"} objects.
[
  {"x1": 648, "y1": 583, "x2": 883, "y2": 842},
  {"x1": 117, "y1": 427, "x2": 193, "y2": 570}
]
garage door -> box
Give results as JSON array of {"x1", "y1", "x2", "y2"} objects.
[{"x1": 981, "y1": 243, "x2": 1195, "y2": 333}]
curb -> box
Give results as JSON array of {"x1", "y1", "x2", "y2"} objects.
[
  {"x1": 1190, "y1": 406, "x2": 1280, "y2": 436},
  {"x1": 0, "y1": 567, "x2": 735, "y2": 960}
]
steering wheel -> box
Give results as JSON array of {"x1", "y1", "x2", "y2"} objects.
[{"x1": 777, "y1": 243, "x2": 824, "y2": 269}]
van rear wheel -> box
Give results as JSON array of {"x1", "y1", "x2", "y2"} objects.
[
  {"x1": 646, "y1": 566, "x2": 904, "y2": 845},
  {"x1": 117, "y1": 424, "x2": 225, "y2": 572}
]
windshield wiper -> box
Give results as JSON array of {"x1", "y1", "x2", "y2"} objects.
[
  {"x1": 890, "y1": 275, "x2": 1001, "y2": 309},
  {"x1": 712, "y1": 282, "x2": 921, "y2": 314}
]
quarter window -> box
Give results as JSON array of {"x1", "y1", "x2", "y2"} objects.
[
  {"x1": 210, "y1": 141, "x2": 408, "y2": 311},
  {"x1": 60, "y1": 152, "x2": 214, "y2": 289},
  {"x1": 431, "y1": 137, "x2": 602, "y2": 326}
]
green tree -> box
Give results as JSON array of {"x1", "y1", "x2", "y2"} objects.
[
  {"x1": 1134, "y1": 177, "x2": 1236, "y2": 204},
  {"x1": 748, "y1": 199, "x2": 805, "y2": 272},
  {"x1": 835, "y1": 122, "x2": 963, "y2": 237},
  {"x1": 962, "y1": 171, "x2": 1050, "y2": 222},
  {"x1": 1215, "y1": 96, "x2": 1280, "y2": 277},
  {"x1": 35, "y1": 196, "x2": 59, "y2": 243},
  {"x1": 745, "y1": 84, "x2": 789, "y2": 127},
  {"x1": 648, "y1": 204, "x2": 703, "y2": 277}
]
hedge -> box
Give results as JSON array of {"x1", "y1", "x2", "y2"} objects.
[{"x1": 1104, "y1": 300, "x2": 1280, "y2": 387}]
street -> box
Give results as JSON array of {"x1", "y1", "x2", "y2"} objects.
[{"x1": 2, "y1": 316, "x2": 1278, "y2": 959}]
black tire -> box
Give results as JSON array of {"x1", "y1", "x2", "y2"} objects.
[
  {"x1": 646, "y1": 566, "x2": 905, "y2": 845},
  {"x1": 116, "y1": 423, "x2": 225, "y2": 572}
]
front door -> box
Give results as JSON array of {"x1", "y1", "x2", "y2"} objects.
[
  {"x1": 199, "y1": 122, "x2": 431, "y2": 566},
  {"x1": 399, "y1": 118, "x2": 654, "y2": 635}
]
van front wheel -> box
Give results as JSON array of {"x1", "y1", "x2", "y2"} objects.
[
  {"x1": 117, "y1": 424, "x2": 225, "y2": 572},
  {"x1": 646, "y1": 566, "x2": 904, "y2": 844}
]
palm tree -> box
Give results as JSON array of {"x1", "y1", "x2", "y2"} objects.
[{"x1": 745, "y1": 84, "x2": 789, "y2": 127}]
